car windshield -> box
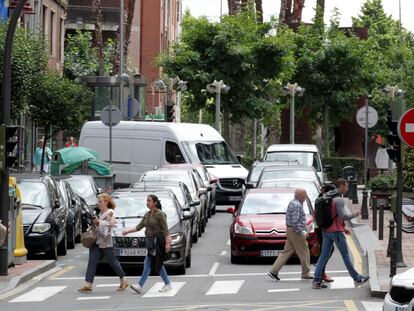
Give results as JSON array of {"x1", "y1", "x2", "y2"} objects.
[
  {"x1": 248, "y1": 166, "x2": 265, "y2": 183},
  {"x1": 265, "y1": 152, "x2": 321, "y2": 172},
  {"x1": 182, "y1": 141, "x2": 239, "y2": 165},
  {"x1": 240, "y1": 192, "x2": 311, "y2": 215},
  {"x1": 19, "y1": 181, "x2": 50, "y2": 208},
  {"x1": 260, "y1": 170, "x2": 317, "y2": 183},
  {"x1": 113, "y1": 195, "x2": 179, "y2": 223},
  {"x1": 141, "y1": 173, "x2": 195, "y2": 192},
  {"x1": 66, "y1": 178, "x2": 96, "y2": 197},
  {"x1": 132, "y1": 183, "x2": 186, "y2": 206},
  {"x1": 259, "y1": 181, "x2": 319, "y2": 201}
]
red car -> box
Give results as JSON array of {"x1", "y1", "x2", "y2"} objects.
[{"x1": 227, "y1": 188, "x2": 317, "y2": 263}]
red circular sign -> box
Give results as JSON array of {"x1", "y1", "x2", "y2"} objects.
[{"x1": 398, "y1": 108, "x2": 414, "y2": 148}]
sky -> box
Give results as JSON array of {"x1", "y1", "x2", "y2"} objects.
[{"x1": 181, "y1": 0, "x2": 414, "y2": 32}]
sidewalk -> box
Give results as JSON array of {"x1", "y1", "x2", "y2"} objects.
[
  {"x1": 0, "y1": 260, "x2": 55, "y2": 296},
  {"x1": 347, "y1": 197, "x2": 414, "y2": 297}
]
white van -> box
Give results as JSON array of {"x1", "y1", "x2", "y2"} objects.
[
  {"x1": 263, "y1": 144, "x2": 328, "y2": 183},
  {"x1": 79, "y1": 121, "x2": 248, "y2": 205}
]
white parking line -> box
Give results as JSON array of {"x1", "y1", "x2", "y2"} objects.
[
  {"x1": 206, "y1": 280, "x2": 244, "y2": 295},
  {"x1": 361, "y1": 301, "x2": 383, "y2": 311},
  {"x1": 220, "y1": 250, "x2": 227, "y2": 256},
  {"x1": 268, "y1": 288, "x2": 300, "y2": 293},
  {"x1": 96, "y1": 284, "x2": 119, "y2": 288},
  {"x1": 143, "y1": 282, "x2": 186, "y2": 298},
  {"x1": 9, "y1": 286, "x2": 67, "y2": 303},
  {"x1": 208, "y1": 262, "x2": 220, "y2": 275},
  {"x1": 329, "y1": 277, "x2": 355, "y2": 289},
  {"x1": 76, "y1": 296, "x2": 111, "y2": 301}
]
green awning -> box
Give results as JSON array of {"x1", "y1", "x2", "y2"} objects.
[
  {"x1": 52, "y1": 147, "x2": 100, "y2": 165},
  {"x1": 60, "y1": 159, "x2": 113, "y2": 176}
]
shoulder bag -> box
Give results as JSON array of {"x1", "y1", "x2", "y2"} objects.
[{"x1": 81, "y1": 225, "x2": 96, "y2": 248}]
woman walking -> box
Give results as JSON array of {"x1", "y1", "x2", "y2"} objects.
[
  {"x1": 122, "y1": 194, "x2": 172, "y2": 294},
  {"x1": 79, "y1": 193, "x2": 129, "y2": 293}
]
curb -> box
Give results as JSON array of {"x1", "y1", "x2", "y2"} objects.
[
  {"x1": 0, "y1": 260, "x2": 56, "y2": 296},
  {"x1": 367, "y1": 249, "x2": 387, "y2": 298}
]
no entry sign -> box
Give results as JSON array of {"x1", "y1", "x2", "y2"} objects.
[{"x1": 398, "y1": 108, "x2": 414, "y2": 148}]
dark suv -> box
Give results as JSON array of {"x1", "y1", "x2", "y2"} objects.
[{"x1": 16, "y1": 174, "x2": 68, "y2": 259}]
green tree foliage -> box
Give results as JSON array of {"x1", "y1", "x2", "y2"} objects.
[
  {"x1": 158, "y1": 12, "x2": 295, "y2": 123},
  {"x1": 64, "y1": 30, "x2": 115, "y2": 80},
  {"x1": 0, "y1": 22, "x2": 47, "y2": 116}
]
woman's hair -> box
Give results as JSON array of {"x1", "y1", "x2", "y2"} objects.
[
  {"x1": 98, "y1": 193, "x2": 116, "y2": 210},
  {"x1": 148, "y1": 194, "x2": 162, "y2": 210}
]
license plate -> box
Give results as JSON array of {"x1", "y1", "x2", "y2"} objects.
[
  {"x1": 119, "y1": 248, "x2": 147, "y2": 256},
  {"x1": 228, "y1": 196, "x2": 241, "y2": 201},
  {"x1": 260, "y1": 250, "x2": 280, "y2": 257}
]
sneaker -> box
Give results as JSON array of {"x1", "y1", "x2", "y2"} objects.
[
  {"x1": 301, "y1": 274, "x2": 314, "y2": 280},
  {"x1": 355, "y1": 276, "x2": 370, "y2": 287},
  {"x1": 312, "y1": 281, "x2": 328, "y2": 289},
  {"x1": 267, "y1": 272, "x2": 280, "y2": 281},
  {"x1": 130, "y1": 284, "x2": 144, "y2": 295},
  {"x1": 159, "y1": 284, "x2": 173, "y2": 292}
]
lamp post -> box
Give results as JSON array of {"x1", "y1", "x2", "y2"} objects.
[
  {"x1": 0, "y1": 0, "x2": 27, "y2": 276},
  {"x1": 119, "y1": 0, "x2": 125, "y2": 108},
  {"x1": 380, "y1": 85, "x2": 406, "y2": 267},
  {"x1": 207, "y1": 80, "x2": 230, "y2": 134},
  {"x1": 151, "y1": 80, "x2": 166, "y2": 121},
  {"x1": 176, "y1": 80, "x2": 188, "y2": 123},
  {"x1": 281, "y1": 82, "x2": 305, "y2": 144}
]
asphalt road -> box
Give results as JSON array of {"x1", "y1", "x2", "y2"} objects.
[{"x1": 0, "y1": 210, "x2": 384, "y2": 311}]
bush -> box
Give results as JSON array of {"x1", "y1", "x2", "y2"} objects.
[
  {"x1": 403, "y1": 149, "x2": 414, "y2": 192},
  {"x1": 323, "y1": 157, "x2": 364, "y2": 182},
  {"x1": 368, "y1": 172, "x2": 396, "y2": 190},
  {"x1": 240, "y1": 156, "x2": 254, "y2": 169}
]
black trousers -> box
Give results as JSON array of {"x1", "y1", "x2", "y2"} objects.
[{"x1": 85, "y1": 245, "x2": 125, "y2": 283}]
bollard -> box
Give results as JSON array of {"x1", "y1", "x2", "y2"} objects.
[
  {"x1": 361, "y1": 189, "x2": 369, "y2": 220},
  {"x1": 390, "y1": 238, "x2": 398, "y2": 277},
  {"x1": 379, "y1": 202, "x2": 384, "y2": 241},
  {"x1": 372, "y1": 196, "x2": 377, "y2": 231},
  {"x1": 387, "y1": 220, "x2": 396, "y2": 257},
  {"x1": 351, "y1": 180, "x2": 359, "y2": 204}
]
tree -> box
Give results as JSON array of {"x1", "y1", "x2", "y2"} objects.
[
  {"x1": 92, "y1": 0, "x2": 105, "y2": 75},
  {"x1": 158, "y1": 13, "x2": 295, "y2": 140},
  {"x1": 29, "y1": 73, "x2": 93, "y2": 170},
  {"x1": 0, "y1": 22, "x2": 47, "y2": 116}
]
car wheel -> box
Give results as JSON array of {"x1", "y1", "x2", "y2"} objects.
[
  {"x1": 211, "y1": 203, "x2": 216, "y2": 215},
  {"x1": 46, "y1": 234, "x2": 58, "y2": 260},
  {"x1": 67, "y1": 225, "x2": 76, "y2": 249},
  {"x1": 57, "y1": 232, "x2": 67, "y2": 256},
  {"x1": 192, "y1": 225, "x2": 199, "y2": 243},
  {"x1": 185, "y1": 249, "x2": 192, "y2": 268},
  {"x1": 231, "y1": 253, "x2": 242, "y2": 264},
  {"x1": 176, "y1": 261, "x2": 186, "y2": 275},
  {"x1": 207, "y1": 206, "x2": 212, "y2": 219},
  {"x1": 198, "y1": 221, "x2": 203, "y2": 237}
]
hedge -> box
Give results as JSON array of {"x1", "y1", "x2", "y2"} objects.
[{"x1": 323, "y1": 157, "x2": 365, "y2": 182}]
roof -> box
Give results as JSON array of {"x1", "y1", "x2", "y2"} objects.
[
  {"x1": 247, "y1": 188, "x2": 296, "y2": 194},
  {"x1": 13, "y1": 173, "x2": 52, "y2": 182},
  {"x1": 113, "y1": 189, "x2": 175, "y2": 199},
  {"x1": 260, "y1": 178, "x2": 318, "y2": 184},
  {"x1": 262, "y1": 166, "x2": 316, "y2": 172},
  {"x1": 144, "y1": 170, "x2": 190, "y2": 176},
  {"x1": 252, "y1": 161, "x2": 299, "y2": 168},
  {"x1": 266, "y1": 144, "x2": 319, "y2": 153},
  {"x1": 81, "y1": 121, "x2": 223, "y2": 142}
]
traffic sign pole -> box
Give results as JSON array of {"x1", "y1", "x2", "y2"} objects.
[{"x1": 101, "y1": 106, "x2": 121, "y2": 165}]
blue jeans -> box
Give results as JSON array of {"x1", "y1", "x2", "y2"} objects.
[
  {"x1": 314, "y1": 231, "x2": 361, "y2": 282},
  {"x1": 139, "y1": 255, "x2": 170, "y2": 288}
]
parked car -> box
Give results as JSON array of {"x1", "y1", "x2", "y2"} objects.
[
  {"x1": 56, "y1": 179, "x2": 84, "y2": 249},
  {"x1": 384, "y1": 267, "x2": 414, "y2": 310},
  {"x1": 227, "y1": 188, "x2": 317, "y2": 264},
  {"x1": 161, "y1": 164, "x2": 217, "y2": 217},
  {"x1": 64, "y1": 175, "x2": 101, "y2": 212},
  {"x1": 140, "y1": 169, "x2": 208, "y2": 235},
  {"x1": 79, "y1": 121, "x2": 247, "y2": 200},
  {"x1": 110, "y1": 189, "x2": 194, "y2": 274},
  {"x1": 245, "y1": 161, "x2": 300, "y2": 189},
  {"x1": 131, "y1": 181, "x2": 200, "y2": 243},
  {"x1": 257, "y1": 166, "x2": 322, "y2": 188},
  {"x1": 263, "y1": 144, "x2": 329, "y2": 183},
  {"x1": 16, "y1": 174, "x2": 68, "y2": 259}
]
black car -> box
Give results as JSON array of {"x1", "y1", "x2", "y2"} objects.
[
  {"x1": 56, "y1": 179, "x2": 84, "y2": 249},
  {"x1": 110, "y1": 189, "x2": 193, "y2": 274},
  {"x1": 131, "y1": 181, "x2": 200, "y2": 243},
  {"x1": 17, "y1": 174, "x2": 68, "y2": 259}
]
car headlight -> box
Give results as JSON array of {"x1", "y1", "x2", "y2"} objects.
[
  {"x1": 32, "y1": 223, "x2": 51, "y2": 233},
  {"x1": 234, "y1": 223, "x2": 253, "y2": 235},
  {"x1": 171, "y1": 233, "x2": 183, "y2": 245}
]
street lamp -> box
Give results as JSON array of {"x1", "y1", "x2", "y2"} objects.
[
  {"x1": 207, "y1": 80, "x2": 230, "y2": 134},
  {"x1": 380, "y1": 85, "x2": 406, "y2": 268},
  {"x1": 281, "y1": 82, "x2": 305, "y2": 144},
  {"x1": 151, "y1": 80, "x2": 166, "y2": 121},
  {"x1": 176, "y1": 80, "x2": 188, "y2": 123}
]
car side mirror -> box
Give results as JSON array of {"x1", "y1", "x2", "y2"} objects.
[
  {"x1": 199, "y1": 188, "x2": 207, "y2": 195},
  {"x1": 226, "y1": 207, "x2": 235, "y2": 214},
  {"x1": 245, "y1": 183, "x2": 254, "y2": 189},
  {"x1": 190, "y1": 200, "x2": 200, "y2": 207},
  {"x1": 324, "y1": 165, "x2": 332, "y2": 172},
  {"x1": 183, "y1": 210, "x2": 194, "y2": 220},
  {"x1": 54, "y1": 199, "x2": 60, "y2": 209}
]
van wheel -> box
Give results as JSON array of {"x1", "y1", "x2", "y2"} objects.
[
  {"x1": 57, "y1": 233, "x2": 67, "y2": 256},
  {"x1": 46, "y1": 234, "x2": 58, "y2": 260}
]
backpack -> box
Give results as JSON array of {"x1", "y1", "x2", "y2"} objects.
[{"x1": 314, "y1": 193, "x2": 339, "y2": 229}]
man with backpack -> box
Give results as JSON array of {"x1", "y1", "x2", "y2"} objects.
[{"x1": 312, "y1": 178, "x2": 369, "y2": 289}]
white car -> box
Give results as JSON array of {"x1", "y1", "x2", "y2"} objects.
[{"x1": 384, "y1": 267, "x2": 414, "y2": 310}]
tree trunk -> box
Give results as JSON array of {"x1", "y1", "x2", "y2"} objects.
[
  {"x1": 228, "y1": 0, "x2": 241, "y2": 15},
  {"x1": 255, "y1": 0, "x2": 263, "y2": 23},
  {"x1": 92, "y1": 0, "x2": 105, "y2": 76},
  {"x1": 316, "y1": 0, "x2": 325, "y2": 17},
  {"x1": 112, "y1": 0, "x2": 129, "y2": 75},
  {"x1": 124, "y1": 0, "x2": 136, "y2": 65},
  {"x1": 279, "y1": 0, "x2": 288, "y2": 23},
  {"x1": 292, "y1": 0, "x2": 305, "y2": 24}
]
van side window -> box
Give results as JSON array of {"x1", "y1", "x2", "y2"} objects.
[
  {"x1": 313, "y1": 153, "x2": 321, "y2": 172},
  {"x1": 166, "y1": 141, "x2": 185, "y2": 164}
]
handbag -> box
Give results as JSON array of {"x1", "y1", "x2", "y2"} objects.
[
  {"x1": 81, "y1": 226, "x2": 96, "y2": 248},
  {"x1": 310, "y1": 241, "x2": 321, "y2": 257}
]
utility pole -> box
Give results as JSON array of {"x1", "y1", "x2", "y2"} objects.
[
  {"x1": 207, "y1": 80, "x2": 230, "y2": 134},
  {"x1": 281, "y1": 82, "x2": 305, "y2": 144},
  {"x1": 0, "y1": 0, "x2": 27, "y2": 276},
  {"x1": 119, "y1": 0, "x2": 125, "y2": 108}
]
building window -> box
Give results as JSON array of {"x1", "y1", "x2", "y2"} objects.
[
  {"x1": 49, "y1": 11, "x2": 55, "y2": 56},
  {"x1": 42, "y1": 5, "x2": 47, "y2": 36},
  {"x1": 59, "y1": 17, "x2": 65, "y2": 62}
]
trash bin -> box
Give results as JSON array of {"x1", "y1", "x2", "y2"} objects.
[
  {"x1": 342, "y1": 166, "x2": 357, "y2": 181},
  {"x1": 342, "y1": 166, "x2": 358, "y2": 202}
]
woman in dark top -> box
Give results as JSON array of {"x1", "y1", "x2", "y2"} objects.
[{"x1": 122, "y1": 194, "x2": 172, "y2": 294}]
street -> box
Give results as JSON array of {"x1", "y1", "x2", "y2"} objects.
[{"x1": 0, "y1": 210, "x2": 383, "y2": 311}]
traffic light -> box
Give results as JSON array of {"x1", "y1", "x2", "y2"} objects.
[
  {"x1": 386, "y1": 109, "x2": 401, "y2": 163},
  {"x1": 166, "y1": 104, "x2": 176, "y2": 122},
  {"x1": 0, "y1": 125, "x2": 19, "y2": 171}
]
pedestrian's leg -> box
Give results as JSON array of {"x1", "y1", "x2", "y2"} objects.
[
  {"x1": 270, "y1": 236, "x2": 295, "y2": 275},
  {"x1": 287, "y1": 229, "x2": 311, "y2": 276},
  {"x1": 103, "y1": 248, "x2": 128, "y2": 290},
  {"x1": 334, "y1": 233, "x2": 360, "y2": 281},
  {"x1": 84, "y1": 245, "x2": 101, "y2": 285},
  {"x1": 313, "y1": 232, "x2": 334, "y2": 283},
  {"x1": 139, "y1": 255, "x2": 152, "y2": 288},
  {"x1": 159, "y1": 265, "x2": 171, "y2": 285}
]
